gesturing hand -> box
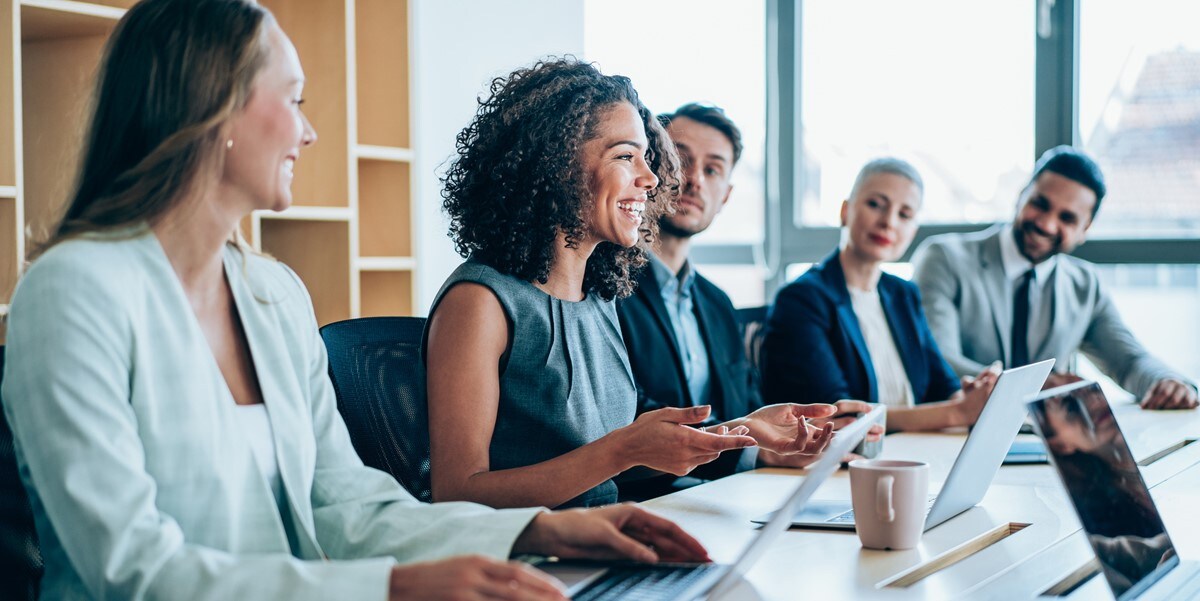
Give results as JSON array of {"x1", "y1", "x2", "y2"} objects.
[
  {"x1": 389, "y1": 556, "x2": 566, "y2": 601},
  {"x1": 739, "y1": 404, "x2": 837, "y2": 456},
  {"x1": 512, "y1": 505, "x2": 710, "y2": 564},
  {"x1": 614, "y1": 405, "x2": 757, "y2": 476}
]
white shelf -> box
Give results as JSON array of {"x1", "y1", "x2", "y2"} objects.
[
  {"x1": 355, "y1": 144, "x2": 414, "y2": 162},
  {"x1": 21, "y1": 0, "x2": 124, "y2": 19},
  {"x1": 0, "y1": 186, "x2": 16, "y2": 198},
  {"x1": 356, "y1": 256, "x2": 416, "y2": 271},
  {"x1": 256, "y1": 206, "x2": 353, "y2": 222}
]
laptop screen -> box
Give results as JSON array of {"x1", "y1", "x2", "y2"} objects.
[{"x1": 1028, "y1": 381, "x2": 1180, "y2": 601}]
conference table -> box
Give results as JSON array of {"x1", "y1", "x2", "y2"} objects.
[{"x1": 641, "y1": 389, "x2": 1200, "y2": 600}]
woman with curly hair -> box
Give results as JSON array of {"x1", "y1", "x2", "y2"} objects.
[{"x1": 424, "y1": 58, "x2": 839, "y2": 510}]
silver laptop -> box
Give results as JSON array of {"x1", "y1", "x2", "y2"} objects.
[
  {"x1": 1029, "y1": 381, "x2": 1200, "y2": 601},
  {"x1": 764, "y1": 359, "x2": 1054, "y2": 531},
  {"x1": 536, "y1": 406, "x2": 886, "y2": 601}
]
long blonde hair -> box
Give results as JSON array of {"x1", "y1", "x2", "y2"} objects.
[{"x1": 34, "y1": 0, "x2": 272, "y2": 258}]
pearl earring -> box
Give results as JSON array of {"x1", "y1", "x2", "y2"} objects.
[{"x1": 226, "y1": 139, "x2": 234, "y2": 150}]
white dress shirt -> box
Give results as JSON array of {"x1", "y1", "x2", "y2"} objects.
[
  {"x1": 998, "y1": 229, "x2": 1057, "y2": 362},
  {"x1": 849, "y1": 286, "x2": 916, "y2": 408}
]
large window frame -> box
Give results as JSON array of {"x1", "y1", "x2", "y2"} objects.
[{"x1": 690, "y1": 0, "x2": 1200, "y2": 299}]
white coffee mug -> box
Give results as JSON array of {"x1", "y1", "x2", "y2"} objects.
[{"x1": 849, "y1": 459, "x2": 929, "y2": 550}]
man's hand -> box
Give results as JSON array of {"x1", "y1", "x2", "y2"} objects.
[
  {"x1": 810, "y1": 400, "x2": 885, "y2": 442},
  {"x1": 511, "y1": 505, "x2": 710, "y2": 564},
  {"x1": 738, "y1": 404, "x2": 836, "y2": 456},
  {"x1": 1140, "y1": 379, "x2": 1199, "y2": 410}
]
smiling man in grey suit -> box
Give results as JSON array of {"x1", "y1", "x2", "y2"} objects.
[{"x1": 912, "y1": 146, "x2": 1197, "y2": 410}]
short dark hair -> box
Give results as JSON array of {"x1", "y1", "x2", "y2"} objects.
[
  {"x1": 659, "y1": 102, "x2": 743, "y2": 166},
  {"x1": 1028, "y1": 145, "x2": 1107, "y2": 218}
]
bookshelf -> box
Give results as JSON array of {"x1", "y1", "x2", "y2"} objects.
[{"x1": 0, "y1": 0, "x2": 418, "y2": 337}]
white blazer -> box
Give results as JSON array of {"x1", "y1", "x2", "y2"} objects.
[{"x1": 2, "y1": 230, "x2": 540, "y2": 600}]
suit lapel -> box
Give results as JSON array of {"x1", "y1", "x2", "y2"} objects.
[
  {"x1": 692, "y1": 283, "x2": 729, "y2": 410},
  {"x1": 878, "y1": 283, "x2": 920, "y2": 385},
  {"x1": 980, "y1": 230, "x2": 1013, "y2": 365},
  {"x1": 824, "y1": 256, "x2": 878, "y2": 403},
  {"x1": 636, "y1": 269, "x2": 690, "y2": 397},
  {"x1": 224, "y1": 250, "x2": 325, "y2": 560}
]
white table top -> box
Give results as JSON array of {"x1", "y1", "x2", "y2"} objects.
[{"x1": 640, "y1": 397, "x2": 1200, "y2": 600}]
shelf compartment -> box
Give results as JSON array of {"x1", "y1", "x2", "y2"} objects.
[
  {"x1": 21, "y1": 1, "x2": 123, "y2": 41},
  {"x1": 0, "y1": 198, "x2": 17, "y2": 305},
  {"x1": 21, "y1": 5, "x2": 114, "y2": 245},
  {"x1": 261, "y1": 0, "x2": 348, "y2": 207},
  {"x1": 355, "y1": 0, "x2": 408, "y2": 148},
  {"x1": 357, "y1": 158, "x2": 409, "y2": 257},
  {"x1": 259, "y1": 218, "x2": 350, "y2": 326},
  {"x1": 359, "y1": 269, "x2": 412, "y2": 317}
]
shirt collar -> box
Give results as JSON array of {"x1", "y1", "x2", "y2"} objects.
[
  {"x1": 648, "y1": 252, "x2": 696, "y2": 295},
  {"x1": 998, "y1": 226, "x2": 1056, "y2": 285}
]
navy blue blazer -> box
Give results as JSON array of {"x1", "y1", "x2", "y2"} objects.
[{"x1": 763, "y1": 250, "x2": 960, "y2": 406}]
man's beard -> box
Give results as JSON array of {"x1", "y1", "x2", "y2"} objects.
[
  {"x1": 659, "y1": 216, "x2": 701, "y2": 239},
  {"x1": 1013, "y1": 220, "x2": 1062, "y2": 263}
]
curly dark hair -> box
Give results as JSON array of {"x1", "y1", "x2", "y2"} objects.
[{"x1": 441, "y1": 57, "x2": 680, "y2": 300}]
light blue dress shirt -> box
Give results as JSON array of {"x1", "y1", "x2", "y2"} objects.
[{"x1": 648, "y1": 254, "x2": 711, "y2": 408}]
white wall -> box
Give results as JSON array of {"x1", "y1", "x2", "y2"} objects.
[{"x1": 411, "y1": 0, "x2": 585, "y2": 314}]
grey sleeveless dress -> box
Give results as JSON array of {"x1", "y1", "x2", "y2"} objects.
[{"x1": 425, "y1": 261, "x2": 637, "y2": 508}]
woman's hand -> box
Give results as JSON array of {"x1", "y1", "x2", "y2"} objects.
[
  {"x1": 736, "y1": 403, "x2": 837, "y2": 456},
  {"x1": 610, "y1": 406, "x2": 757, "y2": 476},
  {"x1": 512, "y1": 505, "x2": 710, "y2": 564},
  {"x1": 389, "y1": 556, "x2": 567, "y2": 601},
  {"x1": 951, "y1": 367, "x2": 1001, "y2": 427}
]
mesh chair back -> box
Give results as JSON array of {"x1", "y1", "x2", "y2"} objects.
[
  {"x1": 735, "y1": 306, "x2": 769, "y2": 381},
  {"x1": 0, "y1": 346, "x2": 43, "y2": 600},
  {"x1": 320, "y1": 317, "x2": 432, "y2": 502}
]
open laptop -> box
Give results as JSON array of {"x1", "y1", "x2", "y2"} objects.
[
  {"x1": 1029, "y1": 380, "x2": 1200, "y2": 601},
  {"x1": 535, "y1": 405, "x2": 886, "y2": 601},
  {"x1": 762, "y1": 359, "x2": 1054, "y2": 531}
]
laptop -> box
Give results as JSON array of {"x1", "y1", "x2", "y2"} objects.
[
  {"x1": 762, "y1": 359, "x2": 1054, "y2": 531},
  {"x1": 1029, "y1": 380, "x2": 1200, "y2": 601},
  {"x1": 535, "y1": 405, "x2": 886, "y2": 601}
]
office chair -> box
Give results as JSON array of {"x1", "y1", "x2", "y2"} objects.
[
  {"x1": 735, "y1": 305, "x2": 769, "y2": 383},
  {"x1": 320, "y1": 317, "x2": 433, "y2": 502},
  {"x1": 0, "y1": 345, "x2": 43, "y2": 601}
]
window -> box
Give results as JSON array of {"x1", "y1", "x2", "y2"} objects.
[
  {"x1": 584, "y1": 0, "x2": 766, "y2": 244},
  {"x1": 1079, "y1": 0, "x2": 1200, "y2": 238},
  {"x1": 798, "y1": 1, "x2": 1035, "y2": 227}
]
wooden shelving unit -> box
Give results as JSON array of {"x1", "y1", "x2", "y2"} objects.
[{"x1": 0, "y1": 0, "x2": 418, "y2": 335}]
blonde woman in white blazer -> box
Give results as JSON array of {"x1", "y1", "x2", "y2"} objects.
[{"x1": 0, "y1": 1, "x2": 708, "y2": 600}]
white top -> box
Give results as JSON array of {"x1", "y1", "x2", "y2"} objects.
[
  {"x1": 998, "y1": 228, "x2": 1056, "y2": 360},
  {"x1": 849, "y1": 286, "x2": 916, "y2": 407},
  {"x1": 235, "y1": 404, "x2": 285, "y2": 514}
]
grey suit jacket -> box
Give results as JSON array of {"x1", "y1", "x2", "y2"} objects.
[
  {"x1": 2, "y1": 231, "x2": 540, "y2": 600},
  {"x1": 911, "y1": 225, "x2": 1188, "y2": 398}
]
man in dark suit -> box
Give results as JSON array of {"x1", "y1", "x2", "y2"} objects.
[{"x1": 617, "y1": 104, "x2": 871, "y2": 499}]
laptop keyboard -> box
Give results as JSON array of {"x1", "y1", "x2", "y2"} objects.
[
  {"x1": 573, "y1": 564, "x2": 721, "y2": 601},
  {"x1": 827, "y1": 495, "x2": 938, "y2": 524}
]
